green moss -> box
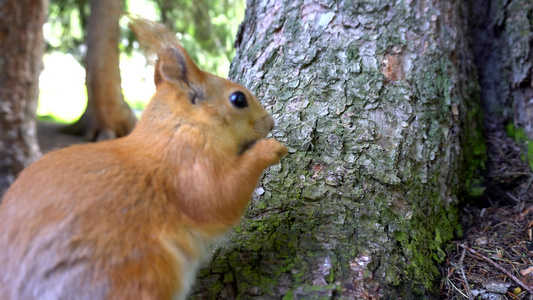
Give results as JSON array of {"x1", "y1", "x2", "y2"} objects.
[
  {"x1": 206, "y1": 280, "x2": 224, "y2": 299},
  {"x1": 506, "y1": 123, "x2": 533, "y2": 171},
  {"x1": 460, "y1": 98, "x2": 487, "y2": 198},
  {"x1": 469, "y1": 186, "x2": 486, "y2": 197},
  {"x1": 506, "y1": 122, "x2": 528, "y2": 142},
  {"x1": 223, "y1": 273, "x2": 234, "y2": 284},
  {"x1": 236, "y1": 266, "x2": 279, "y2": 295},
  {"x1": 282, "y1": 290, "x2": 294, "y2": 300},
  {"x1": 282, "y1": 285, "x2": 337, "y2": 300},
  {"x1": 325, "y1": 267, "x2": 334, "y2": 284},
  {"x1": 388, "y1": 190, "x2": 462, "y2": 292}
]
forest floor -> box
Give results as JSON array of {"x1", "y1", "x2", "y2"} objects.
[
  {"x1": 441, "y1": 114, "x2": 533, "y2": 300},
  {"x1": 38, "y1": 121, "x2": 86, "y2": 154},
  {"x1": 37, "y1": 117, "x2": 533, "y2": 299}
]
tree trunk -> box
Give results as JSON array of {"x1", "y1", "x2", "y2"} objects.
[
  {"x1": 193, "y1": 0, "x2": 484, "y2": 298},
  {"x1": 469, "y1": 0, "x2": 532, "y2": 137},
  {"x1": 0, "y1": 0, "x2": 46, "y2": 197},
  {"x1": 63, "y1": 0, "x2": 136, "y2": 141}
]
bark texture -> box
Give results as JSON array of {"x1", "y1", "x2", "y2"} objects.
[
  {"x1": 65, "y1": 0, "x2": 136, "y2": 141},
  {"x1": 469, "y1": 0, "x2": 533, "y2": 137},
  {"x1": 193, "y1": 0, "x2": 484, "y2": 298},
  {"x1": 0, "y1": 0, "x2": 46, "y2": 197}
]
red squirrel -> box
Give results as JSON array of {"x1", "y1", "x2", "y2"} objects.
[{"x1": 0, "y1": 18, "x2": 288, "y2": 300}]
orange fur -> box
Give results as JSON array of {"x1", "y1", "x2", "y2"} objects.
[{"x1": 0, "y1": 21, "x2": 287, "y2": 300}]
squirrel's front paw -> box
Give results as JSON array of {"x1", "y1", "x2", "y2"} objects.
[{"x1": 250, "y1": 139, "x2": 288, "y2": 167}]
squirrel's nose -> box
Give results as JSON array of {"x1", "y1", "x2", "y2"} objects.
[{"x1": 255, "y1": 115, "x2": 275, "y2": 136}]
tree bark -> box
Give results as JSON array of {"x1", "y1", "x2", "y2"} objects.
[
  {"x1": 469, "y1": 0, "x2": 533, "y2": 136},
  {"x1": 193, "y1": 0, "x2": 484, "y2": 298},
  {"x1": 0, "y1": 0, "x2": 47, "y2": 197},
  {"x1": 64, "y1": 0, "x2": 136, "y2": 141}
]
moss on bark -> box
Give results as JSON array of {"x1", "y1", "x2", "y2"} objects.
[{"x1": 192, "y1": 0, "x2": 485, "y2": 298}]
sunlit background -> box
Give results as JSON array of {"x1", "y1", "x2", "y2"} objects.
[{"x1": 38, "y1": 0, "x2": 245, "y2": 123}]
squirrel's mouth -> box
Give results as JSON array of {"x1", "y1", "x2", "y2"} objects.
[{"x1": 238, "y1": 139, "x2": 258, "y2": 155}]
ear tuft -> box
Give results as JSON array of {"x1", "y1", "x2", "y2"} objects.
[
  {"x1": 127, "y1": 16, "x2": 191, "y2": 87},
  {"x1": 128, "y1": 15, "x2": 182, "y2": 64},
  {"x1": 128, "y1": 16, "x2": 205, "y2": 103}
]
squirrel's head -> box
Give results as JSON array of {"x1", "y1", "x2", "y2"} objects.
[{"x1": 147, "y1": 45, "x2": 274, "y2": 155}]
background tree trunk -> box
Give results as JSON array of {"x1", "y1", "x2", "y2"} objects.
[
  {"x1": 0, "y1": 0, "x2": 47, "y2": 197},
  {"x1": 469, "y1": 0, "x2": 532, "y2": 137},
  {"x1": 193, "y1": 0, "x2": 484, "y2": 298},
  {"x1": 64, "y1": 0, "x2": 136, "y2": 141}
]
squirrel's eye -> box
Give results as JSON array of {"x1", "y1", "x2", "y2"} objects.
[{"x1": 230, "y1": 91, "x2": 248, "y2": 109}]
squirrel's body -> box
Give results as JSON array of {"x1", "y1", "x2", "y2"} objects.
[{"x1": 0, "y1": 20, "x2": 287, "y2": 300}]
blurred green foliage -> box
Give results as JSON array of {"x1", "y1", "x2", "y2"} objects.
[{"x1": 46, "y1": 0, "x2": 245, "y2": 76}]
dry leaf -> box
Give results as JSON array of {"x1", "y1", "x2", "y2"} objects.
[{"x1": 520, "y1": 266, "x2": 533, "y2": 276}]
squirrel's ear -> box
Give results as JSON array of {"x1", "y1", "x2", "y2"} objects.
[{"x1": 154, "y1": 45, "x2": 201, "y2": 89}]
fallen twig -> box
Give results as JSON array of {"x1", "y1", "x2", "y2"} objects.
[
  {"x1": 506, "y1": 291, "x2": 521, "y2": 300},
  {"x1": 447, "y1": 278, "x2": 469, "y2": 299},
  {"x1": 455, "y1": 242, "x2": 533, "y2": 294},
  {"x1": 520, "y1": 175, "x2": 533, "y2": 196},
  {"x1": 506, "y1": 192, "x2": 520, "y2": 203},
  {"x1": 458, "y1": 247, "x2": 474, "y2": 300}
]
